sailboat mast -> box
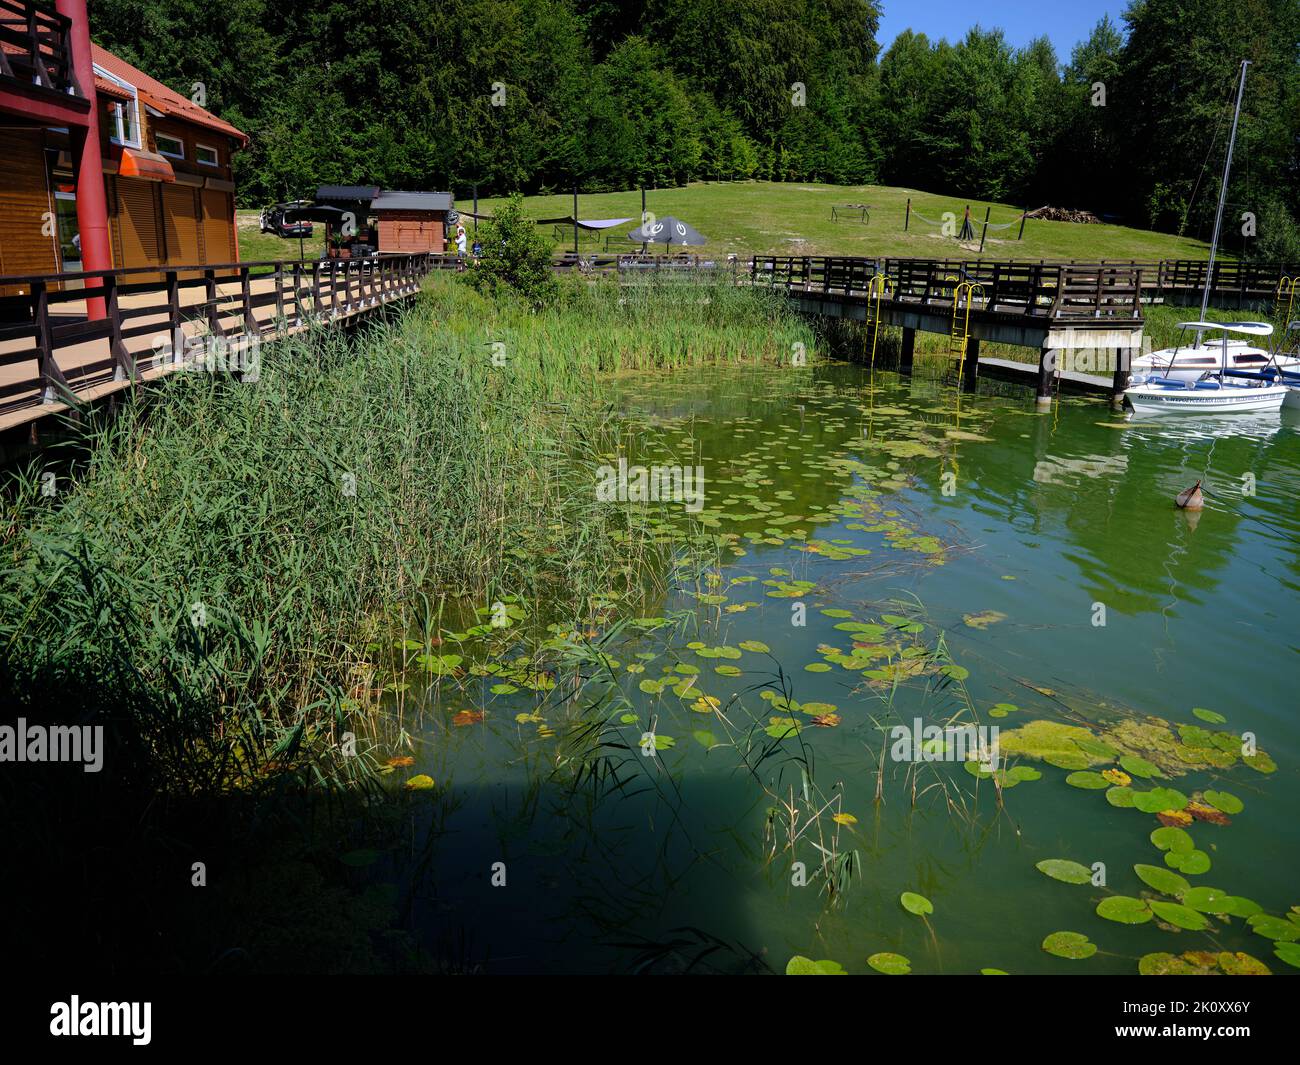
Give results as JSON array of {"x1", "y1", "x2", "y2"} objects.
[{"x1": 1201, "y1": 59, "x2": 1251, "y2": 329}]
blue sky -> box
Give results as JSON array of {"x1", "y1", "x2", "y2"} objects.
[{"x1": 877, "y1": 0, "x2": 1131, "y2": 61}]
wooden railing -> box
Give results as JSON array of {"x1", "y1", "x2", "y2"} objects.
[
  {"x1": 750, "y1": 255, "x2": 1145, "y2": 322},
  {"x1": 0, "y1": 0, "x2": 81, "y2": 96},
  {"x1": 0, "y1": 254, "x2": 435, "y2": 425}
]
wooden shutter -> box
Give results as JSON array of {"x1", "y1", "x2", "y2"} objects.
[
  {"x1": 0, "y1": 130, "x2": 60, "y2": 291},
  {"x1": 200, "y1": 189, "x2": 234, "y2": 264},
  {"x1": 162, "y1": 184, "x2": 201, "y2": 267},
  {"x1": 115, "y1": 176, "x2": 162, "y2": 270}
]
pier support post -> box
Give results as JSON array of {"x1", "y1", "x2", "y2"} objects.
[
  {"x1": 962, "y1": 337, "x2": 980, "y2": 391},
  {"x1": 1036, "y1": 345, "x2": 1056, "y2": 409},
  {"x1": 1110, "y1": 347, "x2": 1131, "y2": 408},
  {"x1": 900, "y1": 327, "x2": 915, "y2": 375}
]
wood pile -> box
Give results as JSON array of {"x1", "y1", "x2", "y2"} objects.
[{"x1": 1028, "y1": 206, "x2": 1103, "y2": 224}]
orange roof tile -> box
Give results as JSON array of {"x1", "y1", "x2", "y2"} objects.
[{"x1": 91, "y1": 43, "x2": 247, "y2": 145}]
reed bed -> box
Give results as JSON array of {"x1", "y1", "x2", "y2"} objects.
[{"x1": 0, "y1": 272, "x2": 811, "y2": 795}]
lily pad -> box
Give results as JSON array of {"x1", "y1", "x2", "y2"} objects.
[
  {"x1": 900, "y1": 891, "x2": 934, "y2": 916},
  {"x1": 867, "y1": 952, "x2": 911, "y2": 975},
  {"x1": 1150, "y1": 900, "x2": 1210, "y2": 930},
  {"x1": 785, "y1": 956, "x2": 848, "y2": 975},
  {"x1": 1042, "y1": 931, "x2": 1096, "y2": 959},
  {"x1": 1202, "y1": 790, "x2": 1243, "y2": 814},
  {"x1": 1191, "y1": 708, "x2": 1227, "y2": 724},
  {"x1": 1036, "y1": 859, "x2": 1092, "y2": 885},
  {"x1": 1097, "y1": 896, "x2": 1153, "y2": 924},
  {"x1": 1065, "y1": 771, "x2": 1110, "y2": 790},
  {"x1": 1165, "y1": 849, "x2": 1211, "y2": 875},
  {"x1": 1134, "y1": 864, "x2": 1190, "y2": 897},
  {"x1": 1150, "y1": 826, "x2": 1194, "y2": 854}
]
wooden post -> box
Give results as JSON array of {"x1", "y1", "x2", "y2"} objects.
[
  {"x1": 573, "y1": 186, "x2": 579, "y2": 255},
  {"x1": 962, "y1": 336, "x2": 980, "y2": 391},
  {"x1": 900, "y1": 326, "x2": 916, "y2": 375},
  {"x1": 905, "y1": 197, "x2": 910, "y2": 231},
  {"x1": 274, "y1": 261, "x2": 285, "y2": 326},
  {"x1": 166, "y1": 269, "x2": 181, "y2": 364},
  {"x1": 33, "y1": 281, "x2": 71, "y2": 403},
  {"x1": 1017, "y1": 206, "x2": 1028, "y2": 241},
  {"x1": 1111, "y1": 347, "x2": 1131, "y2": 407},
  {"x1": 978, "y1": 206, "x2": 992, "y2": 253},
  {"x1": 204, "y1": 268, "x2": 223, "y2": 338},
  {"x1": 1037, "y1": 345, "x2": 1056, "y2": 408},
  {"x1": 104, "y1": 273, "x2": 135, "y2": 381},
  {"x1": 240, "y1": 265, "x2": 253, "y2": 334}
]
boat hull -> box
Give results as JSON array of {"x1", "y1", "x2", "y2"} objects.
[{"x1": 1125, "y1": 383, "x2": 1288, "y2": 415}]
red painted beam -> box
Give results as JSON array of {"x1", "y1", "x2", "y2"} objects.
[
  {"x1": 0, "y1": 84, "x2": 92, "y2": 127},
  {"x1": 55, "y1": 0, "x2": 111, "y2": 319}
]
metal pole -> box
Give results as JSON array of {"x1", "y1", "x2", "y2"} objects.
[{"x1": 1200, "y1": 59, "x2": 1250, "y2": 331}]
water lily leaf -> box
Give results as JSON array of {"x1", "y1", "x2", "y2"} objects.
[
  {"x1": 988, "y1": 702, "x2": 1018, "y2": 718},
  {"x1": 1042, "y1": 931, "x2": 1096, "y2": 959},
  {"x1": 638, "y1": 678, "x2": 664, "y2": 695},
  {"x1": 980, "y1": 968, "x2": 1010, "y2": 975},
  {"x1": 765, "y1": 716, "x2": 802, "y2": 740},
  {"x1": 804, "y1": 662, "x2": 831, "y2": 672},
  {"x1": 1036, "y1": 859, "x2": 1092, "y2": 885},
  {"x1": 1134, "y1": 864, "x2": 1190, "y2": 896},
  {"x1": 963, "y1": 610, "x2": 1007, "y2": 630},
  {"x1": 1150, "y1": 901, "x2": 1210, "y2": 930},
  {"x1": 832, "y1": 812, "x2": 858, "y2": 825},
  {"x1": 1102, "y1": 768, "x2": 1131, "y2": 786},
  {"x1": 1097, "y1": 896, "x2": 1153, "y2": 924},
  {"x1": 867, "y1": 952, "x2": 911, "y2": 974},
  {"x1": 1186, "y1": 802, "x2": 1231, "y2": 825},
  {"x1": 403, "y1": 774, "x2": 436, "y2": 791},
  {"x1": 1106, "y1": 786, "x2": 1136, "y2": 808},
  {"x1": 1181, "y1": 886, "x2": 1229, "y2": 913},
  {"x1": 1066, "y1": 771, "x2": 1110, "y2": 790},
  {"x1": 1243, "y1": 751, "x2": 1277, "y2": 773},
  {"x1": 1165, "y1": 849, "x2": 1211, "y2": 875},
  {"x1": 1132, "y1": 787, "x2": 1188, "y2": 814},
  {"x1": 1191, "y1": 708, "x2": 1227, "y2": 724},
  {"x1": 1203, "y1": 790, "x2": 1243, "y2": 814},
  {"x1": 1273, "y1": 942, "x2": 1300, "y2": 969},
  {"x1": 900, "y1": 891, "x2": 934, "y2": 916},
  {"x1": 738, "y1": 639, "x2": 770, "y2": 653},
  {"x1": 1138, "y1": 952, "x2": 1207, "y2": 976},
  {"x1": 1247, "y1": 915, "x2": 1300, "y2": 943},
  {"x1": 785, "y1": 956, "x2": 847, "y2": 975},
  {"x1": 692, "y1": 730, "x2": 717, "y2": 749},
  {"x1": 1214, "y1": 952, "x2": 1268, "y2": 975},
  {"x1": 1150, "y1": 826, "x2": 1194, "y2": 853},
  {"x1": 1119, "y1": 754, "x2": 1163, "y2": 779},
  {"x1": 1218, "y1": 896, "x2": 1263, "y2": 918}
]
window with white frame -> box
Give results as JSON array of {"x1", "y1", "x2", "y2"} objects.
[
  {"x1": 155, "y1": 133, "x2": 184, "y2": 159},
  {"x1": 195, "y1": 143, "x2": 219, "y2": 167},
  {"x1": 94, "y1": 66, "x2": 141, "y2": 149}
]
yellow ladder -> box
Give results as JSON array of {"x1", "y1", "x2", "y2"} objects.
[
  {"x1": 950, "y1": 280, "x2": 984, "y2": 379},
  {"x1": 1276, "y1": 276, "x2": 1298, "y2": 333},
  {"x1": 865, "y1": 273, "x2": 892, "y2": 369}
]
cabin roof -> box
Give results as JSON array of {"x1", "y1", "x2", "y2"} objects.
[
  {"x1": 371, "y1": 191, "x2": 453, "y2": 212},
  {"x1": 90, "y1": 43, "x2": 248, "y2": 144},
  {"x1": 316, "y1": 185, "x2": 381, "y2": 202},
  {"x1": 1178, "y1": 320, "x2": 1274, "y2": 337}
]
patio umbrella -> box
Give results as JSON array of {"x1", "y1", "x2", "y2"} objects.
[
  {"x1": 283, "y1": 205, "x2": 352, "y2": 260},
  {"x1": 625, "y1": 215, "x2": 707, "y2": 248}
]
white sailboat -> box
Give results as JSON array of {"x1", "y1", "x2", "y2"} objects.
[{"x1": 1125, "y1": 59, "x2": 1289, "y2": 416}]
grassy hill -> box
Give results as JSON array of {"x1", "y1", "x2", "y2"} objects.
[
  {"x1": 474, "y1": 181, "x2": 1214, "y2": 262},
  {"x1": 237, "y1": 181, "x2": 1216, "y2": 264}
]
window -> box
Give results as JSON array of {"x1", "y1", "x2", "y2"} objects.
[
  {"x1": 195, "y1": 144, "x2": 219, "y2": 167},
  {"x1": 93, "y1": 65, "x2": 141, "y2": 149},
  {"x1": 156, "y1": 133, "x2": 184, "y2": 159}
]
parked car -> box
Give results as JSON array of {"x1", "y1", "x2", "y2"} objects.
[{"x1": 260, "y1": 201, "x2": 314, "y2": 238}]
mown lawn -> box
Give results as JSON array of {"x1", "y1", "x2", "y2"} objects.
[{"x1": 472, "y1": 181, "x2": 1214, "y2": 262}]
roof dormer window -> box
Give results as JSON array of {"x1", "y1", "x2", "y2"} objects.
[{"x1": 94, "y1": 64, "x2": 141, "y2": 149}]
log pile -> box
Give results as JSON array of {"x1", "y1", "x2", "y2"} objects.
[{"x1": 1028, "y1": 206, "x2": 1103, "y2": 224}]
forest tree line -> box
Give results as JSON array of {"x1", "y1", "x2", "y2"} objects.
[{"x1": 89, "y1": 0, "x2": 1300, "y2": 256}]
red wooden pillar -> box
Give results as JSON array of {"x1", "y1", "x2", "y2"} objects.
[{"x1": 56, "y1": 0, "x2": 112, "y2": 320}]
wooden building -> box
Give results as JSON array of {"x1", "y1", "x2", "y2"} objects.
[
  {"x1": 0, "y1": 1, "x2": 247, "y2": 299},
  {"x1": 371, "y1": 191, "x2": 454, "y2": 255}
]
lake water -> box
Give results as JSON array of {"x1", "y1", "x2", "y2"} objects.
[{"x1": 400, "y1": 362, "x2": 1300, "y2": 975}]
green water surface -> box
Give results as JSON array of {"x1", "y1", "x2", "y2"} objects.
[{"x1": 401, "y1": 362, "x2": 1300, "y2": 975}]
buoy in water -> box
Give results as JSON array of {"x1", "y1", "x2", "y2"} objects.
[{"x1": 1175, "y1": 480, "x2": 1204, "y2": 510}]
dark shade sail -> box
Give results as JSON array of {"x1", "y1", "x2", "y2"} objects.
[{"x1": 625, "y1": 216, "x2": 707, "y2": 245}]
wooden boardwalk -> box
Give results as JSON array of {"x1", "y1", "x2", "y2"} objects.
[{"x1": 0, "y1": 254, "x2": 436, "y2": 438}]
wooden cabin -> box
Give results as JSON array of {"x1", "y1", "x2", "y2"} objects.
[
  {"x1": 0, "y1": 2, "x2": 247, "y2": 298},
  {"x1": 371, "y1": 191, "x2": 454, "y2": 255}
]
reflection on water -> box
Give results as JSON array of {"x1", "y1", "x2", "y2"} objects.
[{"x1": 394, "y1": 364, "x2": 1300, "y2": 974}]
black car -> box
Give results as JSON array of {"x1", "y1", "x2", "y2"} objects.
[{"x1": 260, "y1": 201, "x2": 314, "y2": 238}]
